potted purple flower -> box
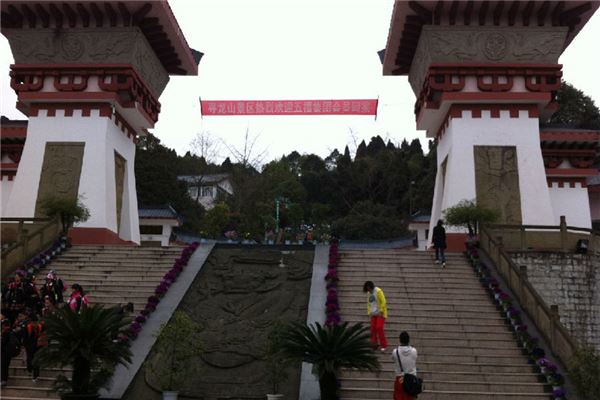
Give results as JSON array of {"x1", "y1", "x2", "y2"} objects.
[{"x1": 552, "y1": 387, "x2": 566, "y2": 400}]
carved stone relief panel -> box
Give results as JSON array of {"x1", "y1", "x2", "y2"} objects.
[
  {"x1": 409, "y1": 26, "x2": 568, "y2": 94},
  {"x1": 35, "y1": 142, "x2": 85, "y2": 216},
  {"x1": 114, "y1": 152, "x2": 126, "y2": 234},
  {"x1": 136, "y1": 248, "x2": 314, "y2": 399},
  {"x1": 4, "y1": 28, "x2": 169, "y2": 95},
  {"x1": 474, "y1": 145, "x2": 522, "y2": 224}
]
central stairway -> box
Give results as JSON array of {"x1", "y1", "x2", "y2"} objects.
[
  {"x1": 337, "y1": 249, "x2": 550, "y2": 400},
  {"x1": 3, "y1": 245, "x2": 183, "y2": 400}
]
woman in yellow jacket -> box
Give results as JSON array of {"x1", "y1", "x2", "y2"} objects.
[{"x1": 363, "y1": 281, "x2": 388, "y2": 351}]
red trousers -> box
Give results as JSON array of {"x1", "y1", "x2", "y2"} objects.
[
  {"x1": 394, "y1": 376, "x2": 415, "y2": 400},
  {"x1": 370, "y1": 315, "x2": 387, "y2": 348}
]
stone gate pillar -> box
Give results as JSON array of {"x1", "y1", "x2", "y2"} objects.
[
  {"x1": 383, "y1": 1, "x2": 598, "y2": 249},
  {"x1": 1, "y1": 0, "x2": 199, "y2": 244}
]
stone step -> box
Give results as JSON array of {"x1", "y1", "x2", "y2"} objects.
[
  {"x1": 342, "y1": 321, "x2": 509, "y2": 335},
  {"x1": 37, "y1": 272, "x2": 168, "y2": 281},
  {"x1": 10, "y1": 365, "x2": 72, "y2": 379},
  {"x1": 340, "y1": 304, "x2": 502, "y2": 315},
  {"x1": 340, "y1": 389, "x2": 551, "y2": 400},
  {"x1": 339, "y1": 377, "x2": 548, "y2": 393},
  {"x1": 6, "y1": 245, "x2": 189, "y2": 400},
  {"x1": 362, "y1": 329, "x2": 517, "y2": 342},
  {"x1": 337, "y1": 291, "x2": 493, "y2": 301},
  {"x1": 341, "y1": 315, "x2": 508, "y2": 326},
  {"x1": 45, "y1": 261, "x2": 177, "y2": 269},
  {"x1": 338, "y1": 281, "x2": 487, "y2": 290},
  {"x1": 373, "y1": 353, "x2": 535, "y2": 365},
  {"x1": 337, "y1": 249, "x2": 542, "y2": 399},
  {"x1": 85, "y1": 293, "x2": 159, "y2": 303},
  {"x1": 342, "y1": 365, "x2": 539, "y2": 378},
  {"x1": 338, "y1": 276, "x2": 483, "y2": 286},
  {"x1": 34, "y1": 282, "x2": 162, "y2": 291},
  {"x1": 0, "y1": 385, "x2": 59, "y2": 399},
  {"x1": 338, "y1": 260, "x2": 473, "y2": 268},
  {"x1": 6, "y1": 375, "x2": 56, "y2": 387},
  {"x1": 338, "y1": 297, "x2": 497, "y2": 307},
  {"x1": 342, "y1": 302, "x2": 499, "y2": 312}
]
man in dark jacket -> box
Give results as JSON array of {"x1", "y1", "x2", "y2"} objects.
[{"x1": 432, "y1": 219, "x2": 447, "y2": 267}]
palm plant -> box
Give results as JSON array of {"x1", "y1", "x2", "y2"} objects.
[
  {"x1": 280, "y1": 322, "x2": 379, "y2": 400},
  {"x1": 34, "y1": 305, "x2": 132, "y2": 399}
]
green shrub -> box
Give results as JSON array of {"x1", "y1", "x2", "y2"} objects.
[
  {"x1": 568, "y1": 345, "x2": 600, "y2": 400},
  {"x1": 443, "y1": 199, "x2": 499, "y2": 236},
  {"x1": 39, "y1": 196, "x2": 90, "y2": 233}
]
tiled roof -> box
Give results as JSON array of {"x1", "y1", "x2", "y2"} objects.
[
  {"x1": 177, "y1": 173, "x2": 231, "y2": 184},
  {"x1": 138, "y1": 205, "x2": 178, "y2": 219}
]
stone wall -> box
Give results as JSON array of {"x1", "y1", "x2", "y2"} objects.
[
  {"x1": 511, "y1": 252, "x2": 600, "y2": 350},
  {"x1": 123, "y1": 246, "x2": 314, "y2": 399}
]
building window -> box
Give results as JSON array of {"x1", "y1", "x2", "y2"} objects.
[
  {"x1": 140, "y1": 225, "x2": 163, "y2": 235},
  {"x1": 201, "y1": 186, "x2": 213, "y2": 197},
  {"x1": 188, "y1": 187, "x2": 198, "y2": 198}
]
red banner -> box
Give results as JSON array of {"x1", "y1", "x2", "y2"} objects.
[{"x1": 200, "y1": 99, "x2": 378, "y2": 116}]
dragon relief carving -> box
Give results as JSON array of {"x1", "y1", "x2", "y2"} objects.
[
  {"x1": 511, "y1": 33, "x2": 564, "y2": 60},
  {"x1": 171, "y1": 248, "x2": 313, "y2": 397},
  {"x1": 429, "y1": 32, "x2": 478, "y2": 60},
  {"x1": 133, "y1": 37, "x2": 169, "y2": 96},
  {"x1": 8, "y1": 33, "x2": 57, "y2": 62},
  {"x1": 88, "y1": 32, "x2": 133, "y2": 61}
]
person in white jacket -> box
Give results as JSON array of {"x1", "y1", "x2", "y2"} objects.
[{"x1": 391, "y1": 331, "x2": 418, "y2": 400}]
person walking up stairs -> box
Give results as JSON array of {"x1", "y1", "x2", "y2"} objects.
[
  {"x1": 337, "y1": 249, "x2": 551, "y2": 399},
  {"x1": 2, "y1": 245, "x2": 184, "y2": 400}
]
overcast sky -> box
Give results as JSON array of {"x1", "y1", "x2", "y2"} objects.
[{"x1": 1, "y1": 0, "x2": 599, "y2": 165}]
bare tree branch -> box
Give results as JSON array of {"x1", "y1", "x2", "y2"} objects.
[
  {"x1": 221, "y1": 127, "x2": 269, "y2": 169},
  {"x1": 189, "y1": 131, "x2": 221, "y2": 163}
]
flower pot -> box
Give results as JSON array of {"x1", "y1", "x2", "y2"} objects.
[
  {"x1": 162, "y1": 391, "x2": 178, "y2": 400},
  {"x1": 266, "y1": 395, "x2": 284, "y2": 400}
]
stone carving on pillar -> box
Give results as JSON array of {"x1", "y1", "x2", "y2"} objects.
[
  {"x1": 139, "y1": 249, "x2": 313, "y2": 398},
  {"x1": 5, "y1": 28, "x2": 169, "y2": 96},
  {"x1": 114, "y1": 153, "x2": 126, "y2": 234},
  {"x1": 34, "y1": 142, "x2": 85, "y2": 216},
  {"x1": 409, "y1": 26, "x2": 568, "y2": 94},
  {"x1": 474, "y1": 146, "x2": 522, "y2": 225}
]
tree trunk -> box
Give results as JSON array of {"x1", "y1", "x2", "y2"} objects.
[
  {"x1": 319, "y1": 371, "x2": 338, "y2": 400},
  {"x1": 72, "y1": 356, "x2": 91, "y2": 394}
]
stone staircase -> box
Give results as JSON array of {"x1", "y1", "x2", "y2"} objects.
[
  {"x1": 2, "y1": 245, "x2": 183, "y2": 400},
  {"x1": 337, "y1": 249, "x2": 551, "y2": 400}
]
